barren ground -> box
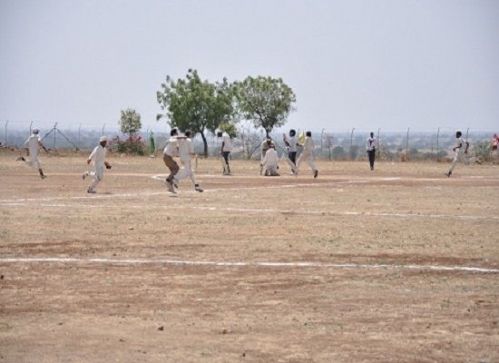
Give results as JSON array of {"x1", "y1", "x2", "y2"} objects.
[{"x1": 1, "y1": 151, "x2": 498, "y2": 363}]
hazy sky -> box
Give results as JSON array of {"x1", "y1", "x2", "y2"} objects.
[{"x1": 1, "y1": 0, "x2": 498, "y2": 133}]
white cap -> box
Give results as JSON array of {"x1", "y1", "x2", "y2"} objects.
[{"x1": 99, "y1": 136, "x2": 108, "y2": 142}]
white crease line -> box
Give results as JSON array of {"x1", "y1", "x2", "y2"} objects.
[
  {"x1": 2, "y1": 202, "x2": 497, "y2": 221},
  {"x1": 0, "y1": 257, "x2": 497, "y2": 274}
]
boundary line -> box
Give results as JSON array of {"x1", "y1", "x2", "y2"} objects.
[{"x1": 0, "y1": 257, "x2": 498, "y2": 274}]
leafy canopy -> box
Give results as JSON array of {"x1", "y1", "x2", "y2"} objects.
[
  {"x1": 119, "y1": 108, "x2": 142, "y2": 136},
  {"x1": 234, "y1": 76, "x2": 296, "y2": 136},
  {"x1": 156, "y1": 69, "x2": 233, "y2": 136}
]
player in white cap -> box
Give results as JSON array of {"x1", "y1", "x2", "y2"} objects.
[
  {"x1": 446, "y1": 131, "x2": 467, "y2": 177},
  {"x1": 18, "y1": 128, "x2": 49, "y2": 179},
  {"x1": 296, "y1": 131, "x2": 319, "y2": 178},
  {"x1": 174, "y1": 130, "x2": 203, "y2": 192},
  {"x1": 261, "y1": 143, "x2": 280, "y2": 176},
  {"x1": 82, "y1": 136, "x2": 112, "y2": 193}
]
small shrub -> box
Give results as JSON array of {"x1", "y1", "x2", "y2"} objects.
[{"x1": 116, "y1": 135, "x2": 145, "y2": 155}]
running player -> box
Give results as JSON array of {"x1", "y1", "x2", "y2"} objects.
[
  {"x1": 18, "y1": 128, "x2": 49, "y2": 179},
  {"x1": 446, "y1": 131, "x2": 468, "y2": 177},
  {"x1": 175, "y1": 130, "x2": 203, "y2": 192},
  {"x1": 296, "y1": 131, "x2": 319, "y2": 178},
  {"x1": 83, "y1": 136, "x2": 112, "y2": 193}
]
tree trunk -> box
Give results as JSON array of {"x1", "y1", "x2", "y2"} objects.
[{"x1": 200, "y1": 131, "x2": 209, "y2": 157}]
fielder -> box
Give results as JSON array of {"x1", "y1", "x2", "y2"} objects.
[
  {"x1": 82, "y1": 136, "x2": 112, "y2": 193},
  {"x1": 492, "y1": 133, "x2": 499, "y2": 162},
  {"x1": 220, "y1": 131, "x2": 233, "y2": 175},
  {"x1": 174, "y1": 130, "x2": 203, "y2": 192},
  {"x1": 260, "y1": 137, "x2": 273, "y2": 175},
  {"x1": 18, "y1": 128, "x2": 49, "y2": 179},
  {"x1": 446, "y1": 131, "x2": 470, "y2": 177},
  {"x1": 296, "y1": 131, "x2": 319, "y2": 178},
  {"x1": 163, "y1": 128, "x2": 180, "y2": 193},
  {"x1": 366, "y1": 132, "x2": 377, "y2": 171},
  {"x1": 283, "y1": 129, "x2": 298, "y2": 165},
  {"x1": 261, "y1": 144, "x2": 280, "y2": 176}
]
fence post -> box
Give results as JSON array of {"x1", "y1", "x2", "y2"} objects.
[
  {"x1": 53, "y1": 123, "x2": 57, "y2": 149},
  {"x1": 4, "y1": 120, "x2": 8, "y2": 146},
  {"x1": 436, "y1": 127, "x2": 440, "y2": 161},
  {"x1": 78, "y1": 124, "x2": 82, "y2": 149},
  {"x1": 101, "y1": 124, "x2": 106, "y2": 136},
  {"x1": 320, "y1": 128, "x2": 325, "y2": 155},
  {"x1": 405, "y1": 127, "x2": 410, "y2": 158},
  {"x1": 350, "y1": 127, "x2": 355, "y2": 160}
]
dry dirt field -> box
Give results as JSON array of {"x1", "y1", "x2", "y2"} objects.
[{"x1": 1, "y1": 151, "x2": 498, "y2": 363}]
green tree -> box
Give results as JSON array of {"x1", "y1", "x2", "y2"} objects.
[
  {"x1": 156, "y1": 69, "x2": 233, "y2": 157},
  {"x1": 233, "y1": 76, "x2": 296, "y2": 137},
  {"x1": 119, "y1": 108, "x2": 142, "y2": 137},
  {"x1": 218, "y1": 121, "x2": 238, "y2": 138}
]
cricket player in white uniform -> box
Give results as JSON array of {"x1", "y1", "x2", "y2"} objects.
[
  {"x1": 446, "y1": 131, "x2": 469, "y2": 177},
  {"x1": 283, "y1": 129, "x2": 298, "y2": 165},
  {"x1": 83, "y1": 136, "x2": 112, "y2": 193},
  {"x1": 366, "y1": 132, "x2": 377, "y2": 171},
  {"x1": 174, "y1": 130, "x2": 203, "y2": 192},
  {"x1": 296, "y1": 131, "x2": 319, "y2": 178},
  {"x1": 18, "y1": 129, "x2": 49, "y2": 179},
  {"x1": 261, "y1": 144, "x2": 280, "y2": 176},
  {"x1": 259, "y1": 138, "x2": 273, "y2": 175},
  {"x1": 163, "y1": 129, "x2": 180, "y2": 193},
  {"x1": 217, "y1": 131, "x2": 232, "y2": 175}
]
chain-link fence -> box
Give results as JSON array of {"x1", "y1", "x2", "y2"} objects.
[{"x1": 1, "y1": 120, "x2": 496, "y2": 162}]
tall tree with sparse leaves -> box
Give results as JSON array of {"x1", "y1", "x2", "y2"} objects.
[
  {"x1": 119, "y1": 108, "x2": 142, "y2": 137},
  {"x1": 233, "y1": 76, "x2": 296, "y2": 137},
  {"x1": 156, "y1": 69, "x2": 233, "y2": 157}
]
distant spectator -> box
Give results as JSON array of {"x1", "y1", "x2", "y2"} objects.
[{"x1": 366, "y1": 132, "x2": 377, "y2": 171}]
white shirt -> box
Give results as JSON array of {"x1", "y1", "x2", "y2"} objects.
[
  {"x1": 222, "y1": 133, "x2": 232, "y2": 152},
  {"x1": 163, "y1": 137, "x2": 179, "y2": 157},
  {"x1": 262, "y1": 148, "x2": 279, "y2": 168},
  {"x1": 89, "y1": 145, "x2": 107, "y2": 167},
  {"x1": 286, "y1": 136, "x2": 297, "y2": 152},
  {"x1": 366, "y1": 137, "x2": 376, "y2": 151},
  {"x1": 454, "y1": 137, "x2": 464, "y2": 153},
  {"x1": 302, "y1": 137, "x2": 314, "y2": 154},
  {"x1": 178, "y1": 138, "x2": 194, "y2": 161},
  {"x1": 25, "y1": 135, "x2": 41, "y2": 157}
]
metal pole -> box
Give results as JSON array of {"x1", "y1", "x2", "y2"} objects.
[
  {"x1": 436, "y1": 127, "x2": 440, "y2": 161},
  {"x1": 465, "y1": 128, "x2": 470, "y2": 142},
  {"x1": 350, "y1": 127, "x2": 355, "y2": 160},
  {"x1": 78, "y1": 124, "x2": 81, "y2": 149},
  {"x1": 405, "y1": 127, "x2": 410, "y2": 156},
  {"x1": 101, "y1": 124, "x2": 106, "y2": 136},
  {"x1": 53, "y1": 123, "x2": 57, "y2": 149},
  {"x1": 321, "y1": 128, "x2": 325, "y2": 154},
  {"x1": 29, "y1": 121, "x2": 33, "y2": 135},
  {"x1": 4, "y1": 120, "x2": 8, "y2": 145}
]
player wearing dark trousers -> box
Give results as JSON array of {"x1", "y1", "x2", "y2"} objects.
[{"x1": 366, "y1": 132, "x2": 376, "y2": 171}]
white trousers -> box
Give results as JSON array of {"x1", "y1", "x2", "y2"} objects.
[
  {"x1": 27, "y1": 155, "x2": 41, "y2": 169},
  {"x1": 296, "y1": 152, "x2": 317, "y2": 173},
  {"x1": 88, "y1": 165, "x2": 104, "y2": 191},
  {"x1": 175, "y1": 159, "x2": 197, "y2": 186}
]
